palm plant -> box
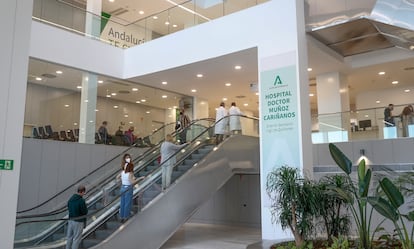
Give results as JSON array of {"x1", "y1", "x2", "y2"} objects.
[{"x1": 266, "y1": 166, "x2": 319, "y2": 247}]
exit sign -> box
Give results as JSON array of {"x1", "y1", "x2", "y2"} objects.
[{"x1": 0, "y1": 160, "x2": 13, "y2": 170}]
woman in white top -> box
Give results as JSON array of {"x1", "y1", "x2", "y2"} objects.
[
  {"x1": 214, "y1": 102, "x2": 228, "y2": 144},
  {"x1": 118, "y1": 157, "x2": 144, "y2": 222},
  {"x1": 160, "y1": 134, "x2": 188, "y2": 190}
]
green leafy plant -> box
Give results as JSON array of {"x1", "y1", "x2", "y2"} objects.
[
  {"x1": 367, "y1": 177, "x2": 414, "y2": 249},
  {"x1": 326, "y1": 236, "x2": 350, "y2": 249},
  {"x1": 317, "y1": 175, "x2": 351, "y2": 241},
  {"x1": 266, "y1": 166, "x2": 319, "y2": 247},
  {"x1": 328, "y1": 143, "x2": 373, "y2": 249}
]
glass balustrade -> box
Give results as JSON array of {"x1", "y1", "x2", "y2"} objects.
[{"x1": 32, "y1": 0, "x2": 269, "y2": 48}]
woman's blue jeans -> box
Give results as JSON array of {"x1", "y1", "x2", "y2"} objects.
[{"x1": 120, "y1": 185, "x2": 133, "y2": 219}]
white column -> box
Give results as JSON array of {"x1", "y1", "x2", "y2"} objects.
[
  {"x1": 79, "y1": 73, "x2": 98, "y2": 144},
  {"x1": 85, "y1": 0, "x2": 102, "y2": 38},
  {"x1": 316, "y1": 72, "x2": 350, "y2": 133},
  {"x1": 0, "y1": 0, "x2": 33, "y2": 248}
]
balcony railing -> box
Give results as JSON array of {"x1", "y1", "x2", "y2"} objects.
[{"x1": 32, "y1": 0, "x2": 268, "y2": 48}]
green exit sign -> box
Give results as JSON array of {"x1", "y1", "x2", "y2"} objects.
[{"x1": 0, "y1": 160, "x2": 14, "y2": 170}]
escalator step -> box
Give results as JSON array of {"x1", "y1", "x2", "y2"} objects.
[
  {"x1": 82, "y1": 238, "x2": 101, "y2": 248},
  {"x1": 94, "y1": 229, "x2": 113, "y2": 240}
]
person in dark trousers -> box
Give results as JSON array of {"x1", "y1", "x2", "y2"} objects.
[
  {"x1": 177, "y1": 109, "x2": 191, "y2": 144},
  {"x1": 98, "y1": 121, "x2": 111, "y2": 144},
  {"x1": 66, "y1": 185, "x2": 88, "y2": 249},
  {"x1": 384, "y1": 104, "x2": 395, "y2": 127}
]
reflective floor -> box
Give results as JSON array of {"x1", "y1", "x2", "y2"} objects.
[{"x1": 161, "y1": 223, "x2": 262, "y2": 249}]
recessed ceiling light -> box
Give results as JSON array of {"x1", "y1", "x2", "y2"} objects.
[
  {"x1": 106, "y1": 94, "x2": 111, "y2": 98},
  {"x1": 98, "y1": 80, "x2": 103, "y2": 83},
  {"x1": 111, "y1": 92, "x2": 117, "y2": 96},
  {"x1": 168, "y1": 107, "x2": 172, "y2": 110},
  {"x1": 77, "y1": 86, "x2": 82, "y2": 89},
  {"x1": 84, "y1": 100, "x2": 88, "y2": 103},
  {"x1": 404, "y1": 89, "x2": 410, "y2": 93},
  {"x1": 225, "y1": 83, "x2": 231, "y2": 86},
  {"x1": 309, "y1": 93, "x2": 314, "y2": 97},
  {"x1": 162, "y1": 81, "x2": 167, "y2": 85},
  {"x1": 173, "y1": 106, "x2": 177, "y2": 109},
  {"x1": 196, "y1": 74, "x2": 203, "y2": 78},
  {"x1": 141, "y1": 99, "x2": 146, "y2": 102},
  {"x1": 56, "y1": 70, "x2": 63, "y2": 74},
  {"x1": 222, "y1": 97, "x2": 227, "y2": 101},
  {"x1": 172, "y1": 24, "x2": 177, "y2": 28},
  {"x1": 191, "y1": 89, "x2": 197, "y2": 92},
  {"x1": 410, "y1": 45, "x2": 414, "y2": 50},
  {"x1": 378, "y1": 71, "x2": 386, "y2": 75},
  {"x1": 64, "y1": 104, "x2": 70, "y2": 107},
  {"x1": 74, "y1": 122, "x2": 78, "y2": 126},
  {"x1": 95, "y1": 109, "x2": 99, "y2": 112},
  {"x1": 234, "y1": 65, "x2": 242, "y2": 70},
  {"x1": 138, "y1": 10, "x2": 144, "y2": 15},
  {"x1": 135, "y1": 101, "x2": 141, "y2": 103},
  {"x1": 162, "y1": 95, "x2": 167, "y2": 98},
  {"x1": 153, "y1": 16, "x2": 158, "y2": 19},
  {"x1": 392, "y1": 81, "x2": 399, "y2": 84},
  {"x1": 113, "y1": 105, "x2": 119, "y2": 108},
  {"x1": 129, "y1": 121, "x2": 133, "y2": 124},
  {"x1": 255, "y1": 92, "x2": 259, "y2": 95},
  {"x1": 200, "y1": 102, "x2": 205, "y2": 105},
  {"x1": 243, "y1": 103, "x2": 248, "y2": 106},
  {"x1": 132, "y1": 88, "x2": 138, "y2": 91},
  {"x1": 365, "y1": 114, "x2": 369, "y2": 118},
  {"x1": 124, "y1": 114, "x2": 129, "y2": 117},
  {"x1": 146, "y1": 111, "x2": 151, "y2": 114},
  {"x1": 108, "y1": 0, "x2": 114, "y2": 2},
  {"x1": 376, "y1": 100, "x2": 380, "y2": 103},
  {"x1": 165, "y1": 21, "x2": 170, "y2": 25},
  {"x1": 36, "y1": 77, "x2": 42, "y2": 81},
  {"x1": 307, "y1": 68, "x2": 312, "y2": 72}
]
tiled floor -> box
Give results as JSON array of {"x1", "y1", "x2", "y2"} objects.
[{"x1": 160, "y1": 223, "x2": 262, "y2": 249}]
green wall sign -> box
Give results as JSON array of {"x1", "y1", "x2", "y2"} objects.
[{"x1": 0, "y1": 159, "x2": 14, "y2": 170}]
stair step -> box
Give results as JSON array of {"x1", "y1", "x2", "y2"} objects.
[{"x1": 82, "y1": 238, "x2": 101, "y2": 248}]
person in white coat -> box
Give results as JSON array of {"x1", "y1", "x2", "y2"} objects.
[
  {"x1": 214, "y1": 102, "x2": 228, "y2": 145},
  {"x1": 229, "y1": 102, "x2": 243, "y2": 135},
  {"x1": 160, "y1": 134, "x2": 188, "y2": 189}
]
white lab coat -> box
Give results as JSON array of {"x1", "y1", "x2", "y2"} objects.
[
  {"x1": 228, "y1": 106, "x2": 242, "y2": 131},
  {"x1": 214, "y1": 106, "x2": 228, "y2": 135}
]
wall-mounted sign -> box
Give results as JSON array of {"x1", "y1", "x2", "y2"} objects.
[{"x1": 0, "y1": 159, "x2": 14, "y2": 170}]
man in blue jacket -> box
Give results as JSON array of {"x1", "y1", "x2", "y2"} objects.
[{"x1": 66, "y1": 185, "x2": 88, "y2": 249}]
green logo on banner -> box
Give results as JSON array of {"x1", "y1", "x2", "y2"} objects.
[
  {"x1": 0, "y1": 159, "x2": 13, "y2": 170},
  {"x1": 274, "y1": 75, "x2": 283, "y2": 85}
]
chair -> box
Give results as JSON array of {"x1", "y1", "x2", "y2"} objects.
[
  {"x1": 45, "y1": 125, "x2": 53, "y2": 138},
  {"x1": 32, "y1": 127, "x2": 41, "y2": 139},
  {"x1": 60, "y1": 130, "x2": 69, "y2": 141},
  {"x1": 67, "y1": 130, "x2": 77, "y2": 142},
  {"x1": 51, "y1": 132, "x2": 60, "y2": 140},
  {"x1": 38, "y1": 127, "x2": 48, "y2": 139}
]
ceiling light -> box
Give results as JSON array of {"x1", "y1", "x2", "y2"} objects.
[
  {"x1": 404, "y1": 89, "x2": 410, "y2": 93},
  {"x1": 173, "y1": 106, "x2": 177, "y2": 109},
  {"x1": 153, "y1": 16, "x2": 158, "y2": 19},
  {"x1": 376, "y1": 100, "x2": 380, "y2": 103},
  {"x1": 378, "y1": 71, "x2": 385, "y2": 75},
  {"x1": 243, "y1": 103, "x2": 248, "y2": 106},
  {"x1": 172, "y1": 24, "x2": 177, "y2": 28},
  {"x1": 138, "y1": 10, "x2": 144, "y2": 15},
  {"x1": 165, "y1": 21, "x2": 170, "y2": 25},
  {"x1": 106, "y1": 94, "x2": 111, "y2": 98},
  {"x1": 146, "y1": 111, "x2": 150, "y2": 114},
  {"x1": 162, "y1": 81, "x2": 167, "y2": 85},
  {"x1": 225, "y1": 83, "x2": 231, "y2": 86},
  {"x1": 141, "y1": 99, "x2": 146, "y2": 102},
  {"x1": 124, "y1": 114, "x2": 128, "y2": 117},
  {"x1": 234, "y1": 65, "x2": 242, "y2": 70},
  {"x1": 36, "y1": 77, "x2": 42, "y2": 81},
  {"x1": 74, "y1": 122, "x2": 78, "y2": 126},
  {"x1": 365, "y1": 115, "x2": 369, "y2": 118},
  {"x1": 132, "y1": 88, "x2": 138, "y2": 91},
  {"x1": 84, "y1": 100, "x2": 88, "y2": 103},
  {"x1": 162, "y1": 95, "x2": 167, "y2": 98},
  {"x1": 77, "y1": 86, "x2": 82, "y2": 89},
  {"x1": 191, "y1": 89, "x2": 197, "y2": 92},
  {"x1": 56, "y1": 70, "x2": 63, "y2": 74},
  {"x1": 392, "y1": 81, "x2": 399, "y2": 85},
  {"x1": 410, "y1": 45, "x2": 414, "y2": 50},
  {"x1": 168, "y1": 107, "x2": 172, "y2": 110},
  {"x1": 196, "y1": 74, "x2": 203, "y2": 78},
  {"x1": 113, "y1": 105, "x2": 119, "y2": 108},
  {"x1": 309, "y1": 93, "x2": 314, "y2": 97},
  {"x1": 98, "y1": 80, "x2": 103, "y2": 83},
  {"x1": 255, "y1": 92, "x2": 259, "y2": 95},
  {"x1": 64, "y1": 104, "x2": 70, "y2": 107},
  {"x1": 108, "y1": 0, "x2": 114, "y2": 2},
  {"x1": 222, "y1": 97, "x2": 227, "y2": 101},
  {"x1": 95, "y1": 109, "x2": 99, "y2": 112},
  {"x1": 200, "y1": 102, "x2": 205, "y2": 105},
  {"x1": 307, "y1": 68, "x2": 312, "y2": 72},
  {"x1": 111, "y1": 93, "x2": 117, "y2": 96},
  {"x1": 129, "y1": 121, "x2": 133, "y2": 124},
  {"x1": 135, "y1": 101, "x2": 141, "y2": 103}
]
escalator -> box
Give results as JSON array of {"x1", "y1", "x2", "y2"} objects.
[{"x1": 15, "y1": 116, "x2": 259, "y2": 249}]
